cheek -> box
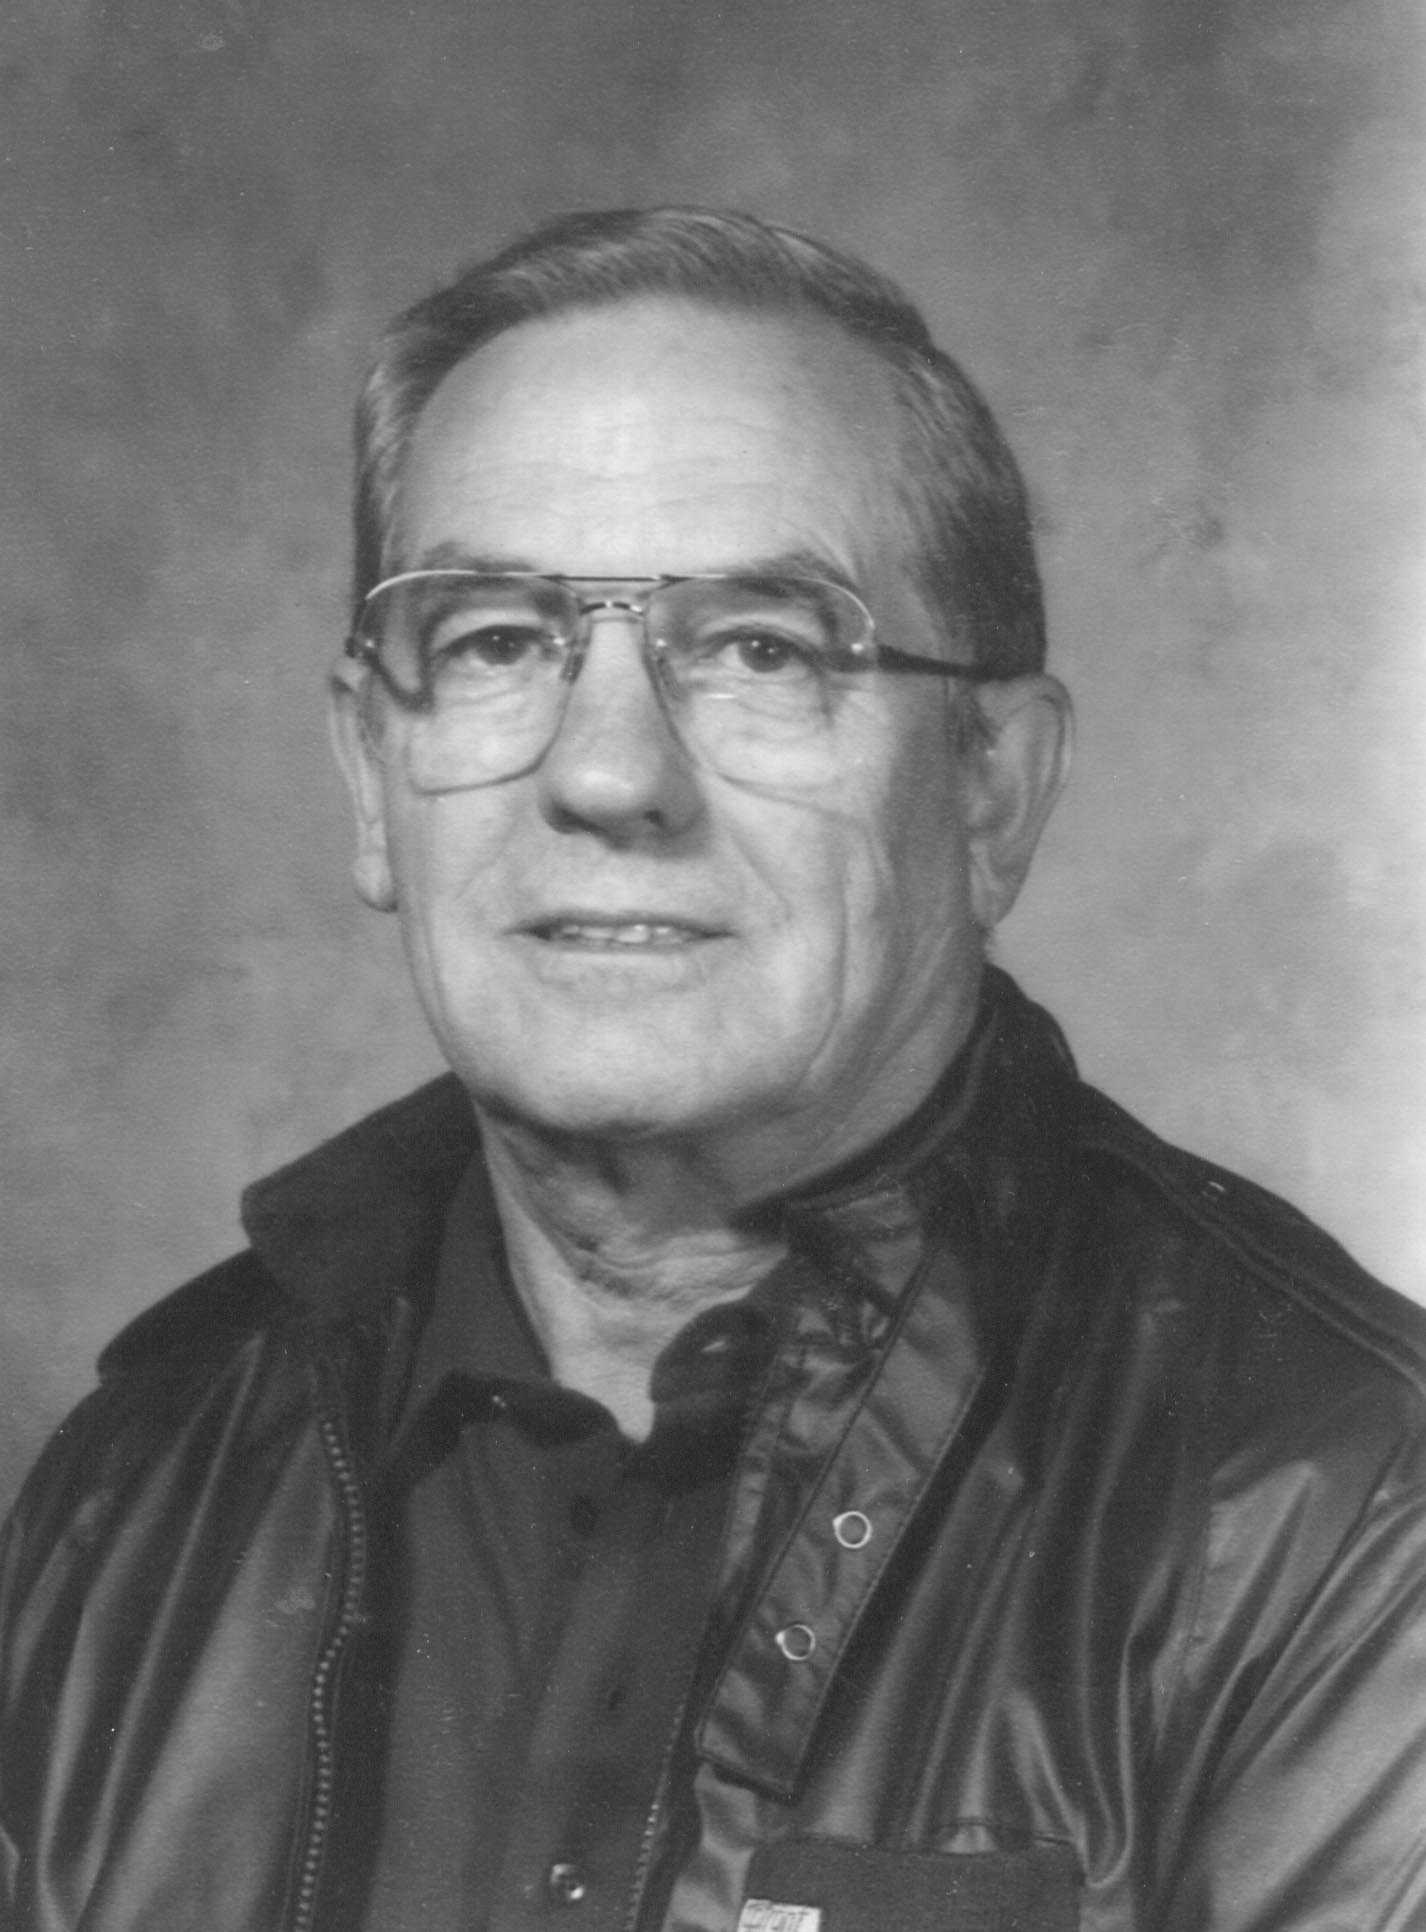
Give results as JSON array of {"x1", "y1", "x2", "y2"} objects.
[
  {"x1": 766, "y1": 769, "x2": 959, "y2": 1015},
  {"x1": 862, "y1": 713, "x2": 967, "y2": 895},
  {"x1": 852, "y1": 744, "x2": 973, "y2": 986},
  {"x1": 384, "y1": 792, "x2": 509, "y2": 975}
]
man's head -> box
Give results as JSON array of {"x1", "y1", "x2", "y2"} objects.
[{"x1": 332, "y1": 211, "x2": 1070, "y2": 1194}]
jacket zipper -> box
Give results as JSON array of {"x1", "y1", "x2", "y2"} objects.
[
  {"x1": 620, "y1": 1733, "x2": 675, "y2": 1932},
  {"x1": 621, "y1": 1672, "x2": 700, "y2": 1932},
  {"x1": 289, "y1": 1407, "x2": 370, "y2": 1932}
]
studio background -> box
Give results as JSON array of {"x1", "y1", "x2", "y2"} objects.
[{"x1": 2, "y1": 0, "x2": 1422, "y2": 1510}]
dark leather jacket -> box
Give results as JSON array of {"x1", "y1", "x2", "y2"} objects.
[{"x1": 4, "y1": 974, "x2": 1426, "y2": 1932}]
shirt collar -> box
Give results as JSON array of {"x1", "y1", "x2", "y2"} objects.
[
  {"x1": 389, "y1": 1154, "x2": 542, "y2": 1437},
  {"x1": 391, "y1": 1156, "x2": 794, "y2": 1458}
]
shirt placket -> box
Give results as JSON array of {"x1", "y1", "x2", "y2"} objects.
[{"x1": 485, "y1": 1419, "x2": 735, "y2": 1931}]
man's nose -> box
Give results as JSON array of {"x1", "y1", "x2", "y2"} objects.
[{"x1": 535, "y1": 611, "x2": 702, "y2": 839}]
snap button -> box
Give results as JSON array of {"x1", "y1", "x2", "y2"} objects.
[
  {"x1": 775, "y1": 1622, "x2": 817, "y2": 1661},
  {"x1": 832, "y1": 1509, "x2": 873, "y2": 1550},
  {"x1": 546, "y1": 1860, "x2": 588, "y2": 1906}
]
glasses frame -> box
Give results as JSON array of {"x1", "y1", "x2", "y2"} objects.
[
  {"x1": 345, "y1": 570, "x2": 1007, "y2": 707},
  {"x1": 343, "y1": 569, "x2": 1012, "y2": 792}
]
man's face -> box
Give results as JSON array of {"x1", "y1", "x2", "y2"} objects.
[{"x1": 337, "y1": 300, "x2": 1030, "y2": 1189}]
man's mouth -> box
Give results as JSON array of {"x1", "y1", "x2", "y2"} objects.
[{"x1": 525, "y1": 918, "x2": 719, "y2": 950}]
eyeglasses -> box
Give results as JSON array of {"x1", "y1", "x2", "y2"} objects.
[{"x1": 345, "y1": 570, "x2": 1000, "y2": 791}]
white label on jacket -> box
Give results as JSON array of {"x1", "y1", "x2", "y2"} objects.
[{"x1": 736, "y1": 1902, "x2": 823, "y2": 1932}]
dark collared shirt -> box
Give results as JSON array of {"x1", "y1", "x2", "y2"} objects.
[{"x1": 363, "y1": 1161, "x2": 784, "y2": 1931}]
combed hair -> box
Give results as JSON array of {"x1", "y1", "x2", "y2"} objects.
[{"x1": 352, "y1": 207, "x2": 1046, "y2": 676}]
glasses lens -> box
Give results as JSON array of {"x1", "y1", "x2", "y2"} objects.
[
  {"x1": 359, "y1": 573, "x2": 577, "y2": 788},
  {"x1": 650, "y1": 576, "x2": 872, "y2": 781}
]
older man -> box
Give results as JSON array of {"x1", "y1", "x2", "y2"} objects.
[{"x1": 3, "y1": 209, "x2": 1424, "y2": 1932}]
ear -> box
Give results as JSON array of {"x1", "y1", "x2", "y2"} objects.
[
  {"x1": 328, "y1": 669, "x2": 398, "y2": 912},
  {"x1": 958, "y1": 674, "x2": 1072, "y2": 932}
]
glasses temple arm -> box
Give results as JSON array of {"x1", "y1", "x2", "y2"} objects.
[{"x1": 874, "y1": 643, "x2": 1009, "y2": 681}]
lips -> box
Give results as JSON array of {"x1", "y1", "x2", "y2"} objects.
[{"x1": 520, "y1": 914, "x2": 725, "y2": 949}]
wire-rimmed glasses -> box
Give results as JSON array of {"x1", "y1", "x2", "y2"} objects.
[{"x1": 345, "y1": 570, "x2": 999, "y2": 791}]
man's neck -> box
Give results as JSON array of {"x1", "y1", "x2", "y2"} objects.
[{"x1": 479, "y1": 1127, "x2": 787, "y2": 1440}]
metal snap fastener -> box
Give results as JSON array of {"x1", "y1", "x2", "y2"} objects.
[
  {"x1": 832, "y1": 1509, "x2": 873, "y2": 1550},
  {"x1": 775, "y1": 1622, "x2": 817, "y2": 1661},
  {"x1": 546, "y1": 1860, "x2": 588, "y2": 1906}
]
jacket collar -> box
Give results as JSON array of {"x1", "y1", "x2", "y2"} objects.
[
  {"x1": 240, "y1": 1073, "x2": 478, "y2": 1330},
  {"x1": 752, "y1": 967, "x2": 1081, "y2": 1391}
]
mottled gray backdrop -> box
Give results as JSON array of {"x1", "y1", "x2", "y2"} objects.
[{"x1": 3, "y1": 0, "x2": 1423, "y2": 1507}]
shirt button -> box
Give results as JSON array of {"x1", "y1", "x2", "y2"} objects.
[{"x1": 546, "y1": 1860, "x2": 588, "y2": 1906}]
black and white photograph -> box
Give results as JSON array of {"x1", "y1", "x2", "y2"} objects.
[{"x1": 1, "y1": 2, "x2": 1422, "y2": 1926}]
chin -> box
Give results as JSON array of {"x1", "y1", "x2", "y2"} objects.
[{"x1": 463, "y1": 1046, "x2": 785, "y2": 1148}]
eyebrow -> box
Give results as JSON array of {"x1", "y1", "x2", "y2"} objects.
[{"x1": 405, "y1": 541, "x2": 860, "y2": 590}]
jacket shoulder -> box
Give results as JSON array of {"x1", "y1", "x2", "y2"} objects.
[
  {"x1": 1, "y1": 1249, "x2": 312, "y2": 1620},
  {"x1": 95, "y1": 1073, "x2": 475, "y2": 1382},
  {"x1": 17, "y1": 1247, "x2": 303, "y2": 1507},
  {"x1": 1071, "y1": 1080, "x2": 1426, "y2": 1399},
  {"x1": 95, "y1": 1246, "x2": 293, "y2": 1380}
]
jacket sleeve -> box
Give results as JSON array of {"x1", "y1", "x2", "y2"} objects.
[
  {"x1": 0, "y1": 1407, "x2": 93, "y2": 1924},
  {"x1": 0, "y1": 1494, "x2": 25, "y2": 1911},
  {"x1": 1156, "y1": 1428, "x2": 1426, "y2": 1932},
  {"x1": 0, "y1": 1330, "x2": 338, "y2": 1932}
]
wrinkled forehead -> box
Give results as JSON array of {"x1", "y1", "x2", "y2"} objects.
[{"x1": 393, "y1": 298, "x2": 917, "y2": 582}]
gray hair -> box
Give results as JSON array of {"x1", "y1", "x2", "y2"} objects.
[{"x1": 352, "y1": 207, "x2": 1046, "y2": 677}]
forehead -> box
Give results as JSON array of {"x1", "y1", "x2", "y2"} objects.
[{"x1": 397, "y1": 298, "x2": 911, "y2": 577}]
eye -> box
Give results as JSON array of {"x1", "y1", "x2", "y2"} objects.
[
  {"x1": 716, "y1": 628, "x2": 819, "y2": 677},
  {"x1": 681, "y1": 607, "x2": 830, "y2": 686},
  {"x1": 428, "y1": 620, "x2": 555, "y2": 671},
  {"x1": 416, "y1": 588, "x2": 570, "y2": 687},
  {"x1": 667, "y1": 578, "x2": 844, "y2": 689}
]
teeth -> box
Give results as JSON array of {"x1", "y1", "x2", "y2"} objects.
[{"x1": 546, "y1": 921, "x2": 695, "y2": 947}]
